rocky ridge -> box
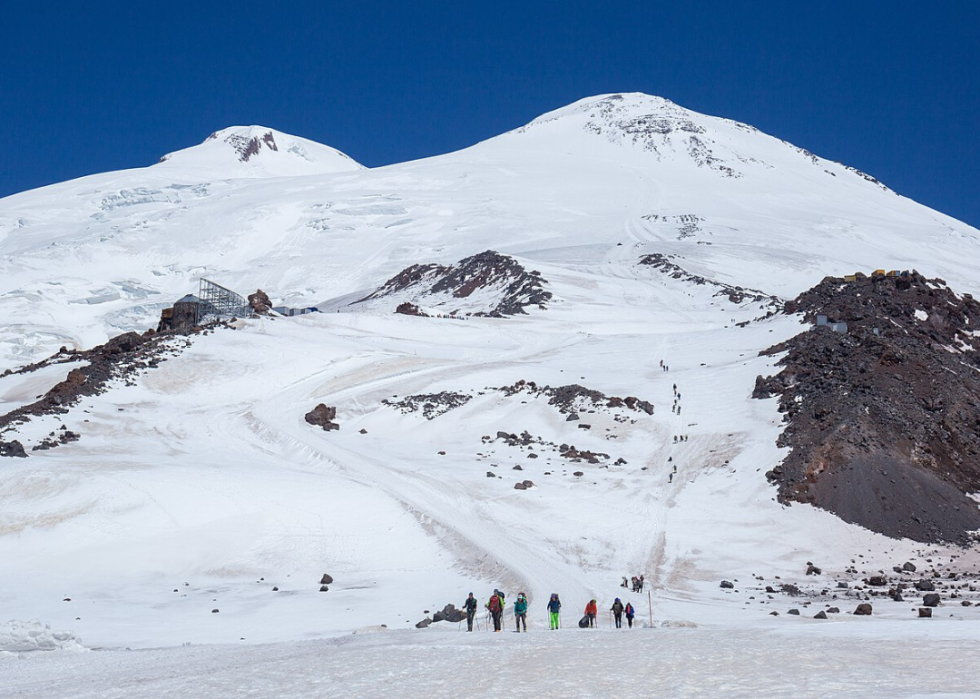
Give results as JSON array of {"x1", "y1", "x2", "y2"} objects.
[
  {"x1": 754, "y1": 271, "x2": 980, "y2": 544},
  {"x1": 357, "y1": 250, "x2": 552, "y2": 317}
]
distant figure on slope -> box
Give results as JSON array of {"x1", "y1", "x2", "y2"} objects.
[
  {"x1": 547, "y1": 594, "x2": 562, "y2": 630},
  {"x1": 624, "y1": 602, "x2": 635, "y2": 628},
  {"x1": 514, "y1": 592, "x2": 528, "y2": 632},
  {"x1": 611, "y1": 598, "x2": 624, "y2": 628},
  {"x1": 621, "y1": 577, "x2": 629, "y2": 589},
  {"x1": 585, "y1": 599, "x2": 598, "y2": 628},
  {"x1": 638, "y1": 575, "x2": 645, "y2": 592},
  {"x1": 464, "y1": 592, "x2": 478, "y2": 631},
  {"x1": 487, "y1": 590, "x2": 504, "y2": 632},
  {"x1": 630, "y1": 576, "x2": 638, "y2": 592}
]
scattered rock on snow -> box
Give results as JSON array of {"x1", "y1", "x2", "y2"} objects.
[
  {"x1": 922, "y1": 593, "x2": 941, "y2": 607},
  {"x1": 854, "y1": 604, "x2": 873, "y2": 616},
  {"x1": 720, "y1": 581, "x2": 734, "y2": 589},
  {"x1": 320, "y1": 574, "x2": 334, "y2": 585}
]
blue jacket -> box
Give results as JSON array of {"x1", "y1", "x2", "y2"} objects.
[{"x1": 547, "y1": 598, "x2": 561, "y2": 613}]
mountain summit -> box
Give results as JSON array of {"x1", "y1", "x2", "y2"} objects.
[{"x1": 155, "y1": 125, "x2": 364, "y2": 177}]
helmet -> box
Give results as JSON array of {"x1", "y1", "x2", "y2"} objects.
[{"x1": 615, "y1": 598, "x2": 620, "y2": 602}]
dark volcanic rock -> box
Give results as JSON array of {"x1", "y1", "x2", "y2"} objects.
[
  {"x1": 0, "y1": 439, "x2": 28, "y2": 458},
  {"x1": 854, "y1": 603, "x2": 873, "y2": 616},
  {"x1": 382, "y1": 392, "x2": 471, "y2": 419},
  {"x1": 357, "y1": 250, "x2": 552, "y2": 317},
  {"x1": 754, "y1": 271, "x2": 980, "y2": 544},
  {"x1": 639, "y1": 253, "x2": 780, "y2": 308},
  {"x1": 922, "y1": 593, "x2": 941, "y2": 607},
  {"x1": 305, "y1": 404, "x2": 339, "y2": 431},
  {"x1": 814, "y1": 611, "x2": 828, "y2": 619},
  {"x1": 320, "y1": 574, "x2": 334, "y2": 585},
  {"x1": 0, "y1": 329, "x2": 187, "y2": 431},
  {"x1": 720, "y1": 580, "x2": 734, "y2": 589},
  {"x1": 919, "y1": 607, "x2": 933, "y2": 618}
]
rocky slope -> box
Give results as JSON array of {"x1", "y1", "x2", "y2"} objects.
[
  {"x1": 355, "y1": 250, "x2": 551, "y2": 317},
  {"x1": 754, "y1": 272, "x2": 980, "y2": 543}
]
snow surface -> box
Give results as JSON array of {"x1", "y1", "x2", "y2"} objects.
[
  {"x1": 4, "y1": 624, "x2": 980, "y2": 698},
  {"x1": 2, "y1": 92, "x2": 980, "y2": 694}
]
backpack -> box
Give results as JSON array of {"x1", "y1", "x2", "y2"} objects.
[
  {"x1": 578, "y1": 615, "x2": 590, "y2": 628},
  {"x1": 489, "y1": 595, "x2": 500, "y2": 612},
  {"x1": 625, "y1": 604, "x2": 634, "y2": 617}
]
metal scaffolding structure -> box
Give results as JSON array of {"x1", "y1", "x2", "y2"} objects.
[{"x1": 198, "y1": 278, "x2": 250, "y2": 323}]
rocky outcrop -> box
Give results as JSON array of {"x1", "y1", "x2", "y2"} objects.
[
  {"x1": 639, "y1": 253, "x2": 781, "y2": 308},
  {"x1": 305, "y1": 404, "x2": 339, "y2": 432},
  {"x1": 357, "y1": 250, "x2": 552, "y2": 317},
  {"x1": 382, "y1": 392, "x2": 472, "y2": 419},
  {"x1": 0, "y1": 440, "x2": 27, "y2": 458},
  {"x1": 754, "y1": 271, "x2": 980, "y2": 544},
  {"x1": 0, "y1": 330, "x2": 185, "y2": 431},
  {"x1": 248, "y1": 289, "x2": 273, "y2": 315}
]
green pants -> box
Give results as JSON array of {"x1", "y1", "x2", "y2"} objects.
[{"x1": 550, "y1": 611, "x2": 560, "y2": 630}]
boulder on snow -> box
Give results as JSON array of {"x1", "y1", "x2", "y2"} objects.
[
  {"x1": 866, "y1": 575, "x2": 887, "y2": 587},
  {"x1": 0, "y1": 440, "x2": 28, "y2": 458},
  {"x1": 922, "y1": 593, "x2": 941, "y2": 607},
  {"x1": 248, "y1": 289, "x2": 273, "y2": 315},
  {"x1": 319, "y1": 585, "x2": 329, "y2": 592},
  {"x1": 305, "y1": 404, "x2": 339, "y2": 431},
  {"x1": 415, "y1": 617, "x2": 432, "y2": 629},
  {"x1": 320, "y1": 574, "x2": 334, "y2": 585},
  {"x1": 514, "y1": 482, "x2": 527, "y2": 490},
  {"x1": 902, "y1": 562, "x2": 917, "y2": 572},
  {"x1": 854, "y1": 603, "x2": 873, "y2": 616},
  {"x1": 432, "y1": 604, "x2": 465, "y2": 623},
  {"x1": 915, "y1": 579, "x2": 935, "y2": 592},
  {"x1": 720, "y1": 580, "x2": 734, "y2": 589},
  {"x1": 787, "y1": 609, "x2": 800, "y2": 616},
  {"x1": 814, "y1": 611, "x2": 828, "y2": 619},
  {"x1": 918, "y1": 607, "x2": 933, "y2": 618},
  {"x1": 806, "y1": 563, "x2": 822, "y2": 576}
]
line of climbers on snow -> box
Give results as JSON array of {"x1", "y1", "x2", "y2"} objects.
[{"x1": 462, "y1": 589, "x2": 638, "y2": 632}]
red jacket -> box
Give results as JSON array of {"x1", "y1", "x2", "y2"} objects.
[{"x1": 585, "y1": 601, "x2": 597, "y2": 616}]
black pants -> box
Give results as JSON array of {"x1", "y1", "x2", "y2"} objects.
[
  {"x1": 492, "y1": 610, "x2": 502, "y2": 631},
  {"x1": 626, "y1": 615, "x2": 633, "y2": 628},
  {"x1": 587, "y1": 614, "x2": 596, "y2": 627},
  {"x1": 614, "y1": 612, "x2": 622, "y2": 628},
  {"x1": 466, "y1": 610, "x2": 475, "y2": 631},
  {"x1": 516, "y1": 613, "x2": 526, "y2": 631}
]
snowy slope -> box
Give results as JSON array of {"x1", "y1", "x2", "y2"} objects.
[{"x1": 2, "y1": 93, "x2": 980, "y2": 655}]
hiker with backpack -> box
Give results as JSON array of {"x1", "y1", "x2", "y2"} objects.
[
  {"x1": 547, "y1": 593, "x2": 561, "y2": 630},
  {"x1": 611, "y1": 598, "x2": 624, "y2": 628},
  {"x1": 464, "y1": 592, "x2": 478, "y2": 631},
  {"x1": 487, "y1": 590, "x2": 504, "y2": 632},
  {"x1": 514, "y1": 592, "x2": 528, "y2": 632},
  {"x1": 585, "y1": 599, "x2": 598, "y2": 628},
  {"x1": 624, "y1": 602, "x2": 635, "y2": 628}
]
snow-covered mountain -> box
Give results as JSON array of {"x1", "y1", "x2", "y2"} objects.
[{"x1": 2, "y1": 93, "x2": 980, "y2": 653}]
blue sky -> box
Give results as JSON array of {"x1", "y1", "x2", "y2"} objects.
[{"x1": 3, "y1": 2, "x2": 978, "y2": 226}]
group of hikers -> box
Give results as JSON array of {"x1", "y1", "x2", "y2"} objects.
[
  {"x1": 621, "y1": 575, "x2": 645, "y2": 592},
  {"x1": 463, "y1": 589, "x2": 637, "y2": 632}
]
